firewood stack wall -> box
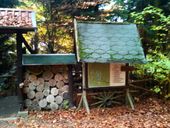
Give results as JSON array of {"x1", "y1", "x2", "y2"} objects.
[{"x1": 23, "y1": 65, "x2": 70, "y2": 110}]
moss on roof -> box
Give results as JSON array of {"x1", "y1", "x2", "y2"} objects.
[{"x1": 77, "y1": 22, "x2": 146, "y2": 64}]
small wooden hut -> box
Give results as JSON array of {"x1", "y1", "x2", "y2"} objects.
[{"x1": 74, "y1": 20, "x2": 146, "y2": 113}]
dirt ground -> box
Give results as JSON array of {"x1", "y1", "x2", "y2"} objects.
[{"x1": 4, "y1": 98, "x2": 170, "y2": 128}]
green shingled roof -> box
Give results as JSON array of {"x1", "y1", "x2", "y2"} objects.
[{"x1": 76, "y1": 21, "x2": 146, "y2": 64}]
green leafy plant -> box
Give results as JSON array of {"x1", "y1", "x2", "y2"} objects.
[
  {"x1": 0, "y1": 66, "x2": 16, "y2": 95},
  {"x1": 61, "y1": 100, "x2": 70, "y2": 109},
  {"x1": 0, "y1": 35, "x2": 16, "y2": 94},
  {"x1": 131, "y1": 6, "x2": 170, "y2": 54},
  {"x1": 130, "y1": 6, "x2": 170, "y2": 99},
  {"x1": 134, "y1": 53, "x2": 170, "y2": 97}
]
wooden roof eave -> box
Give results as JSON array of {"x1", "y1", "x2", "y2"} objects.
[
  {"x1": 22, "y1": 54, "x2": 77, "y2": 65},
  {"x1": 0, "y1": 27, "x2": 37, "y2": 34}
]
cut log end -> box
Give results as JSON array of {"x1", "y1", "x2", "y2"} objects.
[{"x1": 24, "y1": 65, "x2": 69, "y2": 110}]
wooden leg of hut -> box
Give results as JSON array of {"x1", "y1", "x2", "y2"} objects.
[
  {"x1": 126, "y1": 88, "x2": 134, "y2": 110},
  {"x1": 82, "y1": 90, "x2": 90, "y2": 114},
  {"x1": 68, "y1": 65, "x2": 74, "y2": 107},
  {"x1": 77, "y1": 91, "x2": 90, "y2": 114},
  {"x1": 77, "y1": 94, "x2": 83, "y2": 110},
  {"x1": 77, "y1": 63, "x2": 90, "y2": 114},
  {"x1": 125, "y1": 64, "x2": 134, "y2": 110},
  {"x1": 16, "y1": 33, "x2": 24, "y2": 110}
]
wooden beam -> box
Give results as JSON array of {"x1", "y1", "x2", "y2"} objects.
[
  {"x1": 129, "y1": 83, "x2": 153, "y2": 92},
  {"x1": 0, "y1": 28, "x2": 35, "y2": 34},
  {"x1": 31, "y1": 32, "x2": 39, "y2": 53},
  {"x1": 77, "y1": 62, "x2": 90, "y2": 114},
  {"x1": 85, "y1": 63, "x2": 88, "y2": 89},
  {"x1": 121, "y1": 65, "x2": 136, "y2": 72},
  {"x1": 82, "y1": 62, "x2": 90, "y2": 113},
  {"x1": 126, "y1": 88, "x2": 134, "y2": 110},
  {"x1": 125, "y1": 63, "x2": 134, "y2": 110},
  {"x1": 129, "y1": 79, "x2": 152, "y2": 84},
  {"x1": 68, "y1": 65, "x2": 74, "y2": 107},
  {"x1": 77, "y1": 94, "x2": 83, "y2": 109},
  {"x1": 82, "y1": 86, "x2": 126, "y2": 91},
  {"x1": 20, "y1": 34, "x2": 35, "y2": 54},
  {"x1": 125, "y1": 64, "x2": 129, "y2": 87},
  {"x1": 16, "y1": 33, "x2": 24, "y2": 110}
]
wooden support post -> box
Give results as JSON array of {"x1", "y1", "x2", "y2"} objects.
[
  {"x1": 31, "y1": 32, "x2": 39, "y2": 53},
  {"x1": 68, "y1": 65, "x2": 74, "y2": 107},
  {"x1": 20, "y1": 34, "x2": 35, "y2": 54},
  {"x1": 82, "y1": 62, "x2": 90, "y2": 113},
  {"x1": 77, "y1": 62, "x2": 90, "y2": 114},
  {"x1": 126, "y1": 88, "x2": 134, "y2": 109},
  {"x1": 125, "y1": 63, "x2": 134, "y2": 110},
  {"x1": 16, "y1": 33, "x2": 24, "y2": 110},
  {"x1": 77, "y1": 95, "x2": 83, "y2": 109}
]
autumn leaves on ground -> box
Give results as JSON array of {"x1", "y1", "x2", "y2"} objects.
[{"x1": 12, "y1": 98, "x2": 170, "y2": 128}]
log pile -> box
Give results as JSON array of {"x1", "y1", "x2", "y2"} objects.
[
  {"x1": 23, "y1": 66, "x2": 69, "y2": 110},
  {"x1": 0, "y1": 9, "x2": 33, "y2": 27}
]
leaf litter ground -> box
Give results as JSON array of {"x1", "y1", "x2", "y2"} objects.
[{"x1": 9, "y1": 98, "x2": 170, "y2": 128}]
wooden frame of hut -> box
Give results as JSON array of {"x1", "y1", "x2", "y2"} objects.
[
  {"x1": 74, "y1": 19, "x2": 146, "y2": 113},
  {"x1": 0, "y1": 8, "x2": 37, "y2": 109},
  {"x1": 0, "y1": 8, "x2": 77, "y2": 110}
]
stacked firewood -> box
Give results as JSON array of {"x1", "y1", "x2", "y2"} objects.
[
  {"x1": 23, "y1": 66, "x2": 69, "y2": 110},
  {"x1": 0, "y1": 9, "x2": 32, "y2": 27}
]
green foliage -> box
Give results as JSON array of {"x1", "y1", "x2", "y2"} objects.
[
  {"x1": 0, "y1": 35, "x2": 16, "y2": 92},
  {"x1": 148, "y1": 53, "x2": 170, "y2": 96},
  {"x1": 134, "y1": 53, "x2": 170, "y2": 96},
  {"x1": 61, "y1": 100, "x2": 69, "y2": 109},
  {"x1": 0, "y1": 0, "x2": 19, "y2": 91},
  {"x1": 0, "y1": 35, "x2": 16, "y2": 74},
  {"x1": 131, "y1": 6, "x2": 170, "y2": 54},
  {"x1": 0, "y1": 66, "x2": 16, "y2": 92},
  {"x1": 130, "y1": 6, "x2": 170, "y2": 98},
  {"x1": 19, "y1": 0, "x2": 74, "y2": 53},
  {"x1": 113, "y1": 0, "x2": 170, "y2": 21}
]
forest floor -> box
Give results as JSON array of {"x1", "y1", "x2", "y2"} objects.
[{"x1": 3, "y1": 98, "x2": 170, "y2": 128}]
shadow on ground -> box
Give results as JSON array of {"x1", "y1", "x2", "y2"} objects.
[{"x1": 0, "y1": 96, "x2": 20, "y2": 118}]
